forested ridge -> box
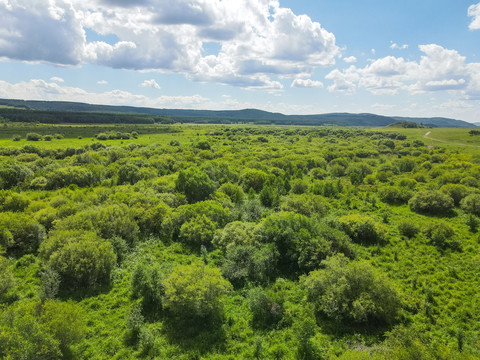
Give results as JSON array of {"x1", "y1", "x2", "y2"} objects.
[{"x1": 0, "y1": 125, "x2": 479, "y2": 359}]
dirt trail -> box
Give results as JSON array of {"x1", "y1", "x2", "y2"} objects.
[{"x1": 423, "y1": 130, "x2": 480, "y2": 148}]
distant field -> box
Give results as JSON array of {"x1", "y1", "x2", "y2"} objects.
[{"x1": 1, "y1": 123, "x2": 479, "y2": 152}]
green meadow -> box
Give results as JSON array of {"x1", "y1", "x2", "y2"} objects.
[{"x1": 0, "y1": 123, "x2": 479, "y2": 359}]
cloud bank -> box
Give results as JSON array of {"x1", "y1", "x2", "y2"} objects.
[
  {"x1": 0, "y1": 0, "x2": 339, "y2": 89},
  {"x1": 326, "y1": 44, "x2": 480, "y2": 99}
]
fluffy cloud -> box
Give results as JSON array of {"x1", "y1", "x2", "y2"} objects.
[
  {"x1": 0, "y1": 0, "x2": 339, "y2": 89},
  {"x1": 390, "y1": 42, "x2": 408, "y2": 50},
  {"x1": 0, "y1": 0, "x2": 85, "y2": 64},
  {"x1": 343, "y1": 56, "x2": 357, "y2": 63},
  {"x1": 468, "y1": 3, "x2": 480, "y2": 30},
  {"x1": 50, "y1": 77, "x2": 65, "y2": 83},
  {"x1": 326, "y1": 44, "x2": 480, "y2": 99},
  {"x1": 0, "y1": 78, "x2": 209, "y2": 108},
  {"x1": 291, "y1": 78, "x2": 323, "y2": 88},
  {"x1": 140, "y1": 79, "x2": 161, "y2": 90}
]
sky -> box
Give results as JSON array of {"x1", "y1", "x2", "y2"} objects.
[{"x1": 0, "y1": 0, "x2": 480, "y2": 122}]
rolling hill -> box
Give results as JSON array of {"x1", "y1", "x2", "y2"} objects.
[{"x1": 0, "y1": 98, "x2": 475, "y2": 128}]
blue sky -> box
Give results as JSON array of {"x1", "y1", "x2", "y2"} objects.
[{"x1": 0, "y1": 0, "x2": 479, "y2": 122}]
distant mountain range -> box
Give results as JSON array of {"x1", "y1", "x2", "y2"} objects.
[{"x1": 0, "y1": 98, "x2": 477, "y2": 128}]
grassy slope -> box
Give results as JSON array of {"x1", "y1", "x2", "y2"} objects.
[{"x1": 1, "y1": 124, "x2": 479, "y2": 359}]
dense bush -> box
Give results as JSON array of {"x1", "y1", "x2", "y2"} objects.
[
  {"x1": 338, "y1": 214, "x2": 386, "y2": 244},
  {"x1": 162, "y1": 263, "x2": 232, "y2": 321},
  {"x1": 408, "y1": 190, "x2": 454, "y2": 215},
  {"x1": 40, "y1": 230, "x2": 116, "y2": 288},
  {"x1": 222, "y1": 244, "x2": 277, "y2": 288},
  {"x1": 423, "y1": 223, "x2": 461, "y2": 250},
  {"x1": 460, "y1": 194, "x2": 480, "y2": 216},
  {"x1": 0, "y1": 212, "x2": 45, "y2": 255},
  {"x1": 175, "y1": 167, "x2": 216, "y2": 203},
  {"x1": 379, "y1": 186, "x2": 413, "y2": 204},
  {"x1": 304, "y1": 255, "x2": 402, "y2": 324}
]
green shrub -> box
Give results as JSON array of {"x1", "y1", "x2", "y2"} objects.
[
  {"x1": 304, "y1": 254, "x2": 402, "y2": 324},
  {"x1": 408, "y1": 190, "x2": 454, "y2": 215},
  {"x1": 423, "y1": 223, "x2": 461, "y2": 250},
  {"x1": 222, "y1": 244, "x2": 277, "y2": 288},
  {"x1": 26, "y1": 133, "x2": 42, "y2": 141},
  {"x1": 175, "y1": 167, "x2": 216, "y2": 203},
  {"x1": 397, "y1": 221, "x2": 420, "y2": 238},
  {"x1": 179, "y1": 214, "x2": 216, "y2": 248},
  {"x1": 338, "y1": 214, "x2": 386, "y2": 244},
  {"x1": 40, "y1": 230, "x2": 116, "y2": 288},
  {"x1": 162, "y1": 263, "x2": 232, "y2": 321},
  {"x1": 440, "y1": 184, "x2": 469, "y2": 206},
  {"x1": 247, "y1": 287, "x2": 283, "y2": 329},
  {"x1": 460, "y1": 194, "x2": 480, "y2": 216},
  {"x1": 379, "y1": 186, "x2": 413, "y2": 204}
]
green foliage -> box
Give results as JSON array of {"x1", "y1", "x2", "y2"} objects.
[
  {"x1": 179, "y1": 214, "x2": 216, "y2": 248},
  {"x1": 0, "y1": 256, "x2": 14, "y2": 299},
  {"x1": 378, "y1": 186, "x2": 413, "y2": 204},
  {"x1": 247, "y1": 287, "x2": 284, "y2": 329},
  {"x1": 304, "y1": 255, "x2": 402, "y2": 324},
  {"x1": 40, "y1": 230, "x2": 116, "y2": 288},
  {"x1": 241, "y1": 168, "x2": 271, "y2": 192},
  {"x1": 0, "y1": 125, "x2": 479, "y2": 359},
  {"x1": 162, "y1": 263, "x2": 232, "y2": 321},
  {"x1": 0, "y1": 212, "x2": 45, "y2": 255},
  {"x1": 212, "y1": 221, "x2": 259, "y2": 251},
  {"x1": 423, "y1": 222, "x2": 461, "y2": 250},
  {"x1": 46, "y1": 166, "x2": 99, "y2": 189},
  {"x1": 397, "y1": 221, "x2": 420, "y2": 238},
  {"x1": 221, "y1": 244, "x2": 277, "y2": 287},
  {"x1": 440, "y1": 184, "x2": 469, "y2": 206},
  {"x1": 460, "y1": 194, "x2": 480, "y2": 216},
  {"x1": 338, "y1": 214, "x2": 386, "y2": 244},
  {"x1": 217, "y1": 182, "x2": 244, "y2": 203},
  {"x1": 41, "y1": 300, "x2": 87, "y2": 354},
  {"x1": 0, "y1": 161, "x2": 33, "y2": 189},
  {"x1": 132, "y1": 262, "x2": 165, "y2": 313},
  {"x1": 175, "y1": 166, "x2": 216, "y2": 203},
  {"x1": 409, "y1": 190, "x2": 454, "y2": 215},
  {"x1": 26, "y1": 132, "x2": 43, "y2": 141}
]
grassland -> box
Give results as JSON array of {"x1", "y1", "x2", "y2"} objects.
[{"x1": 0, "y1": 123, "x2": 479, "y2": 359}]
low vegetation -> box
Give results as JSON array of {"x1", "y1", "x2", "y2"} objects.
[{"x1": 0, "y1": 124, "x2": 478, "y2": 359}]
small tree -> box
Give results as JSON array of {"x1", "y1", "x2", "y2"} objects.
[
  {"x1": 408, "y1": 190, "x2": 454, "y2": 215},
  {"x1": 175, "y1": 167, "x2": 216, "y2": 203},
  {"x1": 304, "y1": 254, "x2": 402, "y2": 324},
  {"x1": 26, "y1": 133, "x2": 42, "y2": 141},
  {"x1": 162, "y1": 263, "x2": 232, "y2": 322}
]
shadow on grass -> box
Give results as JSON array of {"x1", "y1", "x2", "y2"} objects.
[
  {"x1": 161, "y1": 313, "x2": 227, "y2": 355},
  {"x1": 57, "y1": 281, "x2": 114, "y2": 301}
]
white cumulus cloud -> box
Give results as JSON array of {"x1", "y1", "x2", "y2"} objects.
[
  {"x1": 326, "y1": 44, "x2": 480, "y2": 99},
  {"x1": 468, "y1": 3, "x2": 480, "y2": 30},
  {"x1": 0, "y1": 0, "x2": 340, "y2": 90},
  {"x1": 50, "y1": 77, "x2": 64, "y2": 83},
  {"x1": 140, "y1": 79, "x2": 161, "y2": 90},
  {"x1": 343, "y1": 56, "x2": 357, "y2": 63},
  {"x1": 291, "y1": 78, "x2": 323, "y2": 88},
  {"x1": 390, "y1": 42, "x2": 408, "y2": 50}
]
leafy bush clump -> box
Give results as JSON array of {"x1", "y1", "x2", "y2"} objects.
[
  {"x1": 408, "y1": 190, "x2": 454, "y2": 215},
  {"x1": 397, "y1": 221, "x2": 420, "y2": 238},
  {"x1": 304, "y1": 255, "x2": 402, "y2": 324},
  {"x1": 460, "y1": 194, "x2": 480, "y2": 216},
  {"x1": 26, "y1": 133, "x2": 42, "y2": 141},
  {"x1": 423, "y1": 223, "x2": 461, "y2": 251},
  {"x1": 162, "y1": 263, "x2": 232, "y2": 322},
  {"x1": 338, "y1": 214, "x2": 386, "y2": 244},
  {"x1": 379, "y1": 186, "x2": 413, "y2": 204},
  {"x1": 175, "y1": 167, "x2": 216, "y2": 203},
  {"x1": 40, "y1": 230, "x2": 116, "y2": 288}
]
